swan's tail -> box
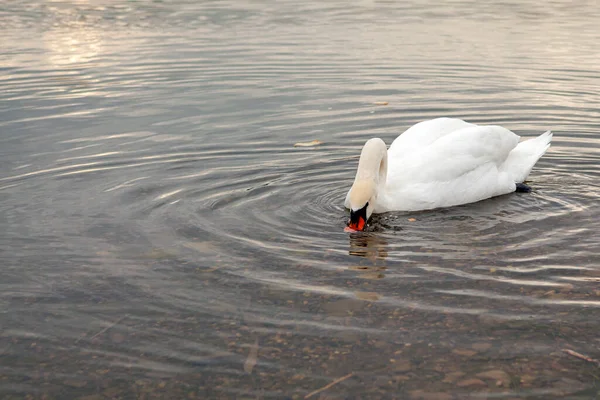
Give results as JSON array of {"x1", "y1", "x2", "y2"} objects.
[{"x1": 503, "y1": 130, "x2": 552, "y2": 183}]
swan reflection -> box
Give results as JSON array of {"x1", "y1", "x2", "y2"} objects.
[{"x1": 348, "y1": 232, "x2": 388, "y2": 260}]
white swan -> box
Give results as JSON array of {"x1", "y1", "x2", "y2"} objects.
[{"x1": 344, "y1": 117, "x2": 552, "y2": 231}]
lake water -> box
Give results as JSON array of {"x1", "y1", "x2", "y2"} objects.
[{"x1": 1, "y1": 1, "x2": 600, "y2": 398}]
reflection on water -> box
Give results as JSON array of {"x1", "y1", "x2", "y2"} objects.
[
  {"x1": 1, "y1": 0, "x2": 600, "y2": 398},
  {"x1": 44, "y1": 25, "x2": 102, "y2": 67},
  {"x1": 348, "y1": 233, "x2": 389, "y2": 260}
]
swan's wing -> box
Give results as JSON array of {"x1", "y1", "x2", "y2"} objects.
[
  {"x1": 384, "y1": 125, "x2": 521, "y2": 210},
  {"x1": 388, "y1": 118, "x2": 476, "y2": 158},
  {"x1": 399, "y1": 125, "x2": 520, "y2": 182}
]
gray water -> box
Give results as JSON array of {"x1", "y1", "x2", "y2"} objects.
[{"x1": 1, "y1": 1, "x2": 600, "y2": 399}]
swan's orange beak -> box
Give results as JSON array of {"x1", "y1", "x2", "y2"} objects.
[
  {"x1": 345, "y1": 203, "x2": 368, "y2": 232},
  {"x1": 344, "y1": 217, "x2": 365, "y2": 232}
]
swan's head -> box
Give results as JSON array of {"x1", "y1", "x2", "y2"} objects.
[
  {"x1": 345, "y1": 138, "x2": 388, "y2": 231},
  {"x1": 346, "y1": 180, "x2": 376, "y2": 231}
]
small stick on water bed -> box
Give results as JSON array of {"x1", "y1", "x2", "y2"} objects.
[
  {"x1": 562, "y1": 349, "x2": 600, "y2": 367},
  {"x1": 304, "y1": 372, "x2": 354, "y2": 399},
  {"x1": 76, "y1": 315, "x2": 127, "y2": 343}
]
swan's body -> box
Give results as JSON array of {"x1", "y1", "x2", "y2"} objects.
[{"x1": 345, "y1": 118, "x2": 552, "y2": 229}]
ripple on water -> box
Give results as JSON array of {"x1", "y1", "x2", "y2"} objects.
[
  {"x1": 2, "y1": 1, "x2": 600, "y2": 397},
  {"x1": 3, "y1": 125, "x2": 598, "y2": 327}
]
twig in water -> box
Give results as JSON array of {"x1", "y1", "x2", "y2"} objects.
[
  {"x1": 81, "y1": 315, "x2": 127, "y2": 343},
  {"x1": 244, "y1": 337, "x2": 259, "y2": 374},
  {"x1": 304, "y1": 372, "x2": 354, "y2": 399},
  {"x1": 562, "y1": 349, "x2": 600, "y2": 367}
]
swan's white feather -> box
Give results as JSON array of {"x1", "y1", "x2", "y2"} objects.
[{"x1": 388, "y1": 117, "x2": 476, "y2": 158}]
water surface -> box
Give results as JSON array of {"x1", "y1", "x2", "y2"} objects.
[{"x1": 1, "y1": 1, "x2": 600, "y2": 398}]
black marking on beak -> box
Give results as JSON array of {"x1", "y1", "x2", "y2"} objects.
[{"x1": 348, "y1": 202, "x2": 369, "y2": 229}]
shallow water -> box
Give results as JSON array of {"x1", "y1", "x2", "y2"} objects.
[{"x1": 1, "y1": 1, "x2": 600, "y2": 398}]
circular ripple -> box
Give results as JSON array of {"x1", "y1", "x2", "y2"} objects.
[{"x1": 2, "y1": 2, "x2": 600, "y2": 397}]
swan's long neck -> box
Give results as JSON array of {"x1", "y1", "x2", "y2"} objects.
[
  {"x1": 347, "y1": 138, "x2": 388, "y2": 219},
  {"x1": 355, "y1": 138, "x2": 388, "y2": 189}
]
